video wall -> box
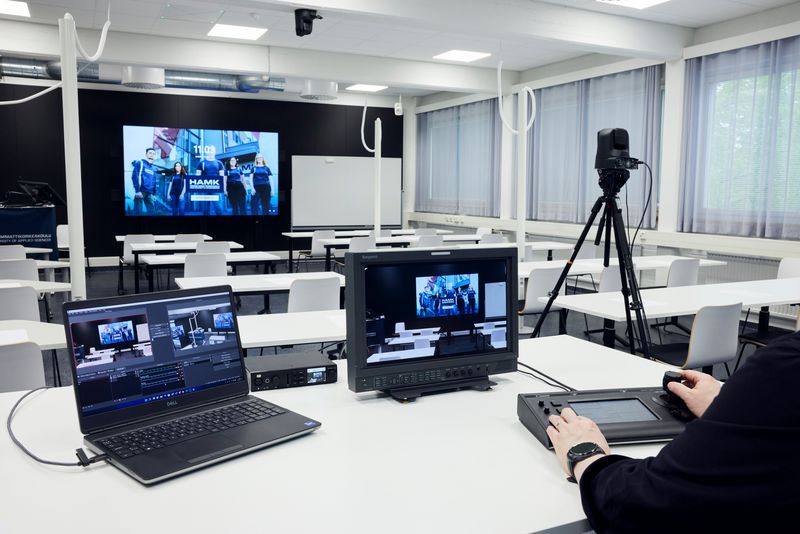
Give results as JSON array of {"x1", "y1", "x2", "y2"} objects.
[{"x1": 123, "y1": 125, "x2": 279, "y2": 217}]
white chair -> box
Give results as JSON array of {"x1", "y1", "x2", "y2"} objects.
[
  {"x1": 119, "y1": 234, "x2": 155, "y2": 293},
  {"x1": 0, "y1": 245, "x2": 26, "y2": 260},
  {"x1": 413, "y1": 338, "x2": 430, "y2": 350},
  {"x1": 519, "y1": 267, "x2": 565, "y2": 336},
  {"x1": 395, "y1": 322, "x2": 407, "y2": 336},
  {"x1": 296, "y1": 230, "x2": 336, "y2": 271},
  {"x1": 56, "y1": 224, "x2": 90, "y2": 273},
  {"x1": 568, "y1": 244, "x2": 598, "y2": 292},
  {"x1": 196, "y1": 241, "x2": 231, "y2": 254},
  {"x1": 175, "y1": 234, "x2": 205, "y2": 243},
  {"x1": 489, "y1": 329, "x2": 506, "y2": 347},
  {"x1": 415, "y1": 235, "x2": 444, "y2": 247},
  {"x1": 583, "y1": 266, "x2": 622, "y2": 337},
  {"x1": 650, "y1": 258, "x2": 700, "y2": 338},
  {"x1": 0, "y1": 342, "x2": 46, "y2": 392},
  {"x1": 334, "y1": 236, "x2": 376, "y2": 272},
  {"x1": 476, "y1": 227, "x2": 492, "y2": 237},
  {"x1": 0, "y1": 259, "x2": 50, "y2": 320},
  {"x1": 415, "y1": 228, "x2": 437, "y2": 236},
  {"x1": 184, "y1": 253, "x2": 227, "y2": 278},
  {"x1": 480, "y1": 233, "x2": 506, "y2": 244},
  {"x1": 287, "y1": 276, "x2": 341, "y2": 313},
  {"x1": 653, "y1": 302, "x2": 742, "y2": 375},
  {"x1": 0, "y1": 286, "x2": 41, "y2": 321}
]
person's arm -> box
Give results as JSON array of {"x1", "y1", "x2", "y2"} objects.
[{"x1": 132, "y1": 161, "x2": 143, "y2": 197}]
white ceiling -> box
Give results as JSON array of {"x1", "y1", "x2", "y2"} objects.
[{"x1": 2, "y1": 0, "x2": 799, "y2": 95}]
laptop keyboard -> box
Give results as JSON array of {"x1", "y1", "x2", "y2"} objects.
[{"x1": 98, "y1": 398, "x2": 286, "y2": 459}]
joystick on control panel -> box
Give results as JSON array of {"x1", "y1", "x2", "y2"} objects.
[
  {"x1": 652, "y1": 371, "x2": 694, "y2": 422},
  {"x1": 662, "y1": 370, "x2": 683, "y2": 399}
]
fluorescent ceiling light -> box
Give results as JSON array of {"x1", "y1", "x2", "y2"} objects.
[
  {"x1": 208, "y1": 23, "x2": 267, "y2": 40},
  {"x1": 346, "y1": 84, "x2": 388, "y2": 92},
  {"x1": 595, "y1": 0, "x2": 670, "y2": 9},
  {"x1": 0, "y1": 0, "x2": 31, "y2": 17},
  {"x1": 433, "y1": 50, "x2": 491, "y2": 63}
]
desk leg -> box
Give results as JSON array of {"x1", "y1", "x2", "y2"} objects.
[
  {"x1": 325, "y1": 247, "x2": 332, "y2": 271},
  {"x1": 758, "y1": 306, "x2": 770, "y2": 335},
  {"x1": 51, "y1": 349, "x2": 61, "y2": 387},
  {"x1": 288, "y1": 240, "x2": 294, "y2": 273},
  {"x1": 602, "y1": 319, "x2": 616, "y2": 348},
  {"x1": 558, "y1": 309, "x2": 567, "y2": 335},
  {"x1": 258, "y1": 293, "x2": 271, "y2": 314},
  {"x1": 148, "y1": 266, "x2": 154, "y2": 293},
  {"x1": 547, "y1": 249, "x2": 553, "y2": 261},
  {"x1": 134, "y1": 253, "x2": 140, "y2": 293}
]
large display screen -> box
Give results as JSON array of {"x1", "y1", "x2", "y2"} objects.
[{"x1": 123, "y1": 125, "x2": 279, "y2": 217}]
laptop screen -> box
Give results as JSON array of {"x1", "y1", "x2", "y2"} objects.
[{"x1": 65, "y1": 289, "x2": 245, "y2": 418}]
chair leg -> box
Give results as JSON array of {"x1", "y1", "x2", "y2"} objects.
[
  {"x1": 51, "y1": 349, "x2": 61, "y2": 387},
  {"x1": 583, "y1": 313, "x2": 590, "y2": 338}
]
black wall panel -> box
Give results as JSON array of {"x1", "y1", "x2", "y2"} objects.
[{"x1": 0, "y1": 84, "x2": 403, "y2": 256}]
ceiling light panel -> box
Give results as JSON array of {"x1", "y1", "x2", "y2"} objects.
[
  {"x1": 0, "y1": 0, "x2": 30, "y2": 17},
  {"x1": 208, "y1": 23, "x2": 267, "y2": 40},
  {"x1": 346, "y1": 84, "x2": 388, "y2": 92},
  {"x1": 595, "y1": 0, "x2": 671, "y2": 9},
  {"x1": 433, "y1": 49, "x2": 491, "y2": 62}
]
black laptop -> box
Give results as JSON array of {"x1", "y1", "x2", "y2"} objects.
[{"x1": 63, "y1": 286, "x2": 321, "y2": 485}]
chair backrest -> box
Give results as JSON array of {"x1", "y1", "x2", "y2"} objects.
[
  {"x1": 476, "y1": 227, "x2": 492, "y2": 237},
  {"x1": 415, "y1": 235, "x2": 444, "y2": 248},
  {"x1": 0, "y1": 287, "x2": 40, "y2": 321},
  {"x1": 0, "y1": 245, "x2": 26, "y2": 260},
  {"x1": 184, "y1": 253, "x2": 227, "y2": 278},
  {"x1": 413, "y1": 338, "x2": 430, "y2": 350},
  {"x1": 666, "y1": 258, "x2": 699, "y2": 288},
  {"x1": 196, "y1": 241, "x2": 231, "y2": 254},
  {"x1": 574, "y1": 244, "x2": 597, "y2": 260},
  {"x1": 777, "y1": 257, "x2": 800, "y2": 279},
  {"x1": 415, "y1": 228, "x2": 437, "y2": 236},
  {"x1": 480, "y1": 233, "x2": 506, "y2": 244},
  {"x1": 597, "y1": 266, "x2": 623, "y2": 293},
  {"x1": 684, "y1": 302, "x2": 743, "y2": 369},
  {"x1": 0, "y1": 342, "x2": 45, "y2": 392},
  {"x1": 521, "y1": 267, "x2": 562, "y2": 314},
  {"x1": 122, "y1": 234, "x2": 155, "y2": 264},
  {"x1": 348, "y1": 236, "x2": 376, "y2": 253},
  {"x1": 175, "y1": 234, "x2": 205, "y2": 243},
  {"x1": 395, "y1": 322, "x2": 406, "y2": 335},
  {"x1": 56, "y1": 224, "x2": 69, "y2": 249},
  {"x1": 490, "y1": 329, "x2": 506, "y2": 345},
  {"x1": 0, "y1": 259, "x2": 38, "y2": 281},
  {"x1": 287, "y1": 276, "x2": 341, "y2": 313},
  {"x1": 310, "y1": 230, "x2": 336, "y2": 256}
]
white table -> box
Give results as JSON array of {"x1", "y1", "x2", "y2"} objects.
[
  {"x1": 23, "y1": 246, "x2": 52, "y2": 255},
  {"x1": 0, "y1": 335, "x2": 667, "y2": 534},
  {"x1": 139, "y1": 252, "x2": 281, "y2": 292},
  {"x1": 128, "y1": 241, "x2": 243, "y2": 293},
  {"x1": 115, "y1": 234, "x2": 212, "y2": 242},
  {"x1": 0, "y1": 319, "x2": 67, "y2": 385},
  {"x1": 518, "y1": 255, "x2": 727, "y2": 280},
  {"x1": 0, "y1": 279, "x2": 71, "y2": 293},
  {"x1": 544, "y1": 277, "x2": 800, "y2": 348},
  {"x1": 238, "y1": 309, "x2": 346, "y2": 348},
  {"x1": 176, "y1": 272, "x2": 345, "y2": 313}
]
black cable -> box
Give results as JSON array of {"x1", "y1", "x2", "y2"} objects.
[
  {"x1": 624, "y1": 183, "x2": 632, "y2": 245},
  {"x1": 518, "y1": 361, "x2": 574, "y2": 391},
  {"x1": 631, "y1": 161, "x2": 654, "y2": 251},
  {"x1": 7, "y1": 387, "x2": 108, "y2": 468}
]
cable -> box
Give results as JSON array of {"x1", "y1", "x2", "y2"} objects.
[
  {"x1": 7, "y1": 387, "x2": 108, "y2": 468},
  {"x1": 360, "y1": 97, "x2": 375, "y2": 153},
  {"x1": 0, "y1": 82, "x2": 64, "y2": 107},
  {"x1": 71, "y1": 5, "x2": 111, "y2": 63},
  {"x1": 631, "y1": 161, "x2": 654, "y2": 251},
  {"x1": 496, "y1": 61, "x2": 536, "y2": 135},
  {"x1": 517, "y1": 361, "x2": 574, "y2": 392}
]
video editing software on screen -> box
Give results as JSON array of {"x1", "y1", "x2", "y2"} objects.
[{"x1": 66, "y1": 292, "x2": 243, "y2": 417}]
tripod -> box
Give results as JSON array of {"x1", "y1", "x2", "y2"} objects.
[{"x1": 531, "y1": 169, "x2": 653, "y2": 359}]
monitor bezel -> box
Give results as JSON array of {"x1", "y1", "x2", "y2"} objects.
[{"x1": 345, "y1": 247, "x2": 519, "y2": 393}]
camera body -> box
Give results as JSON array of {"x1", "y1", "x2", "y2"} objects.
[
  {"x1": 295, "y1": 9, "x2": 322, "y2": 37},
  {"x1": 595, "y1": 128, "x2": 639, "y2": 194}
]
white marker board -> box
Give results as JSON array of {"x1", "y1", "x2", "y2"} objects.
[{"x1": 291, "y1": 156, "x2": 402, "y2": 228}]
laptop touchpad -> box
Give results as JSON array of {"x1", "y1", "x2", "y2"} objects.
[{"x1": 176, "y1": 435, "x2": 244, "y2": 464}]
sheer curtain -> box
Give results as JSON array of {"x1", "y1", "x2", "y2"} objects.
[
  {"x1": 679, "y1": 36, "x2": 800, "y2": 239},
  {"x1": 526, "y1": 66, "x2": 663, "y2": 228},
  {"x1": 415, "y1": 99, "x2": 501, "y2": 216}
]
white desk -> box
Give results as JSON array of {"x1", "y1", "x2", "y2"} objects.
[
  {"x1": 115, "y1": 234, "x2": 212, "y2": 243},
  {"x1": 23, "y1": 246, "x2": 52, "y2": 255},
  {"x1": 175, "y1": 272, "x2": 345, "y2": 313},
  {"x1": 0, "y1": 320, "x2": 66, "y2": 350},
  {"x1": 518, "y1": 255, "x2": 727, "y2": 280},
  {"x1": 0, "y1": 279, "x2": 71, "y2": 294},
  {"x1": 0, "y1": 335, "x2": 666, "y2": 534},
  {"x1": 238, "y1": 309, "x2": 346, "y2": 348},
  {"x1": 127, "y1": 241, "x2": 243, "y2": 293},
  {"x1": 139, "y1": 252, "x2": 281, "y2": 292}
]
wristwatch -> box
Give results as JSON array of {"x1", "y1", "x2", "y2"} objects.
[{"x1": 566, "y1": 442, "x2": 605, "y2": 483}]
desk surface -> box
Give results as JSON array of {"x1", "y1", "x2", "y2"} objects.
[
  {"x1": 238, "y1": 309, "x2": 346, "y2": 348},
  {"x1": 283, "y1": 229, "x2": 452, "y2": 238},
  {"x1": 519, "y1": 255, "x2": 727, "y2": 279},
  {"x1": 547, "y1": 277, "x2": 800, "y2": 321},
  {"x1": 115, "y1": 234, "x2": 212, "y2": 242},
  {"x1": 175, "y1": 272, "x2": 345, "y2": 293},
  {"x1": 0, "y1": 259, "x2": 70, "y2": 270},
  {"x1": 23, "y1": 247, "x2": 52, "y2": 254},
  {"x1": 139, "y1": 251, "x2": 280, "y2": 266},
  {"x1": 0, "y1": 335, "x2": 667, "y2": 533},
  {"x1": 0, "y1": 279, "x2": 71, "y2": 293},
  {"x1": 0, "y1": 320, "x2": 66, "y2": 350},
  {"x1": 129, "y1": 241, "x2": 243, "y2": 253}
]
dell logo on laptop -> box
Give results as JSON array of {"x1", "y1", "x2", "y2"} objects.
[{"x1": 166, "y1": 400, "x2": 179, "y2": 407}]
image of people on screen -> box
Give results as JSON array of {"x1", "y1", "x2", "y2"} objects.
[
  {"x1": 71, "y1": 314, "x2": 154, "y2": 371},
  {"x1": 123, "y1": 126, "x2": 279, "y2": 217},
  {"x1": 99, "y1": 320, "x2": 135, "y2": 345},
  {"x1": 416, "y1": 274, "x2": 479, "y2": 318}
]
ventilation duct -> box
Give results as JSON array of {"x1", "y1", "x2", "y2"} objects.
[
  {"x1": 300, "y1": 79, "x2": 338, "y2": 100},
  {"x1": 122, "y1": 66, "x2": 165, "y2": 89}
]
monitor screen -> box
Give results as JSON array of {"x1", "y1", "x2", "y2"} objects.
[
  {"x1": 123, "y1": 125, "x2": 279, "y2": 217},
  {"x1": 97, "y1": 320, "x2": 136, "y2": 345},
  {"x1": 346, "y1": 248, "x2": 518, "y2": 395}
]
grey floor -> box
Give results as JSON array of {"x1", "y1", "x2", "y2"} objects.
[{"x1": 42, "y1": 261, "x2": 753, "y2": 387}]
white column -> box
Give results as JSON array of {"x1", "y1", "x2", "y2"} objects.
[
  {"x1": 374, "y1": 118, "x2": 382, "y2": 233},
  {"x1": 499, "y1": 95, "x2": 515, "y2": 220},
  {"x1": 59, "y1": 16, "x2": 87, "y2": 300},
  {"x1": 658, "y1": 59, "x2": 686, "y2": 233},
  {"x1": 515, "y1": 89, "x2": 528, "y2": 260},
  {"x1": 402, "y1": 98, "x2": 417, "y2": 226}
]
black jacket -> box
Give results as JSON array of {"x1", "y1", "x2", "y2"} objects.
[{"x1": 579, "y1": 332, "x2": 800, "y2": 533}]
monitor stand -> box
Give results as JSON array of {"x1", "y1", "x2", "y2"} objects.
[{"x1": 385, "y1": 376, "x2": 496, "y2": 402}]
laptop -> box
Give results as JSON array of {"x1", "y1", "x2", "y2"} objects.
[{"x1": 63, "y1": 286, "x2": 321, "y2": 485}]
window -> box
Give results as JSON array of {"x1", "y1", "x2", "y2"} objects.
[
  {"x1": 526, "y1": 66, "x2": 663, "y2": 228},
  {"x1": 680, "y1": 36, "x2": 800, "y2": 239},
  {"x1": 415, "y1": 99, "x2": 501, "y2": 216}
]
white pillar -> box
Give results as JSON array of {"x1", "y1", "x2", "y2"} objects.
[
  {"x1": 516, "y1": 89, "x2": 528, "y2": 261},
  {"x1": 658, "y1": 59, "x2": 686, "y2": 233},
  {"x1": 59, "y1": 15, "x2": 87, "y2": 300},
  {"x1": 374, "y1": 118, "x2": 382, "y2": 233},
  {"x1": 401, "y1": 98, "x2": 417, "y2": 226}
]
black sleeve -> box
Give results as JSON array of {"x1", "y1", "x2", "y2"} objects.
[{"x1": 577, "y1": 333, "x2": 800, "y2": 534}]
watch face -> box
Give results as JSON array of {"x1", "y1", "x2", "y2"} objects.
[{"x1": 571, "y1": 442, "x2": 600, "y2": 455}]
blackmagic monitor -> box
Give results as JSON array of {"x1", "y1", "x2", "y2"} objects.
[{"x1": 346, "y1": 247, "x2": 518, "y2": 401}]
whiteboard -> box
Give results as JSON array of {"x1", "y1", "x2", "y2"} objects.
[{"x1": 291, "y1": 156, "x2": 402, "y2": 228}]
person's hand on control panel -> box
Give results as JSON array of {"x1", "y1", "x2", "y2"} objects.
[
  {"x1": 666, "y1": 369, "x2": 722, "y2": 418},
  {"x1": 547, "y1": 407, "x2": 610, "y2": 483}
]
